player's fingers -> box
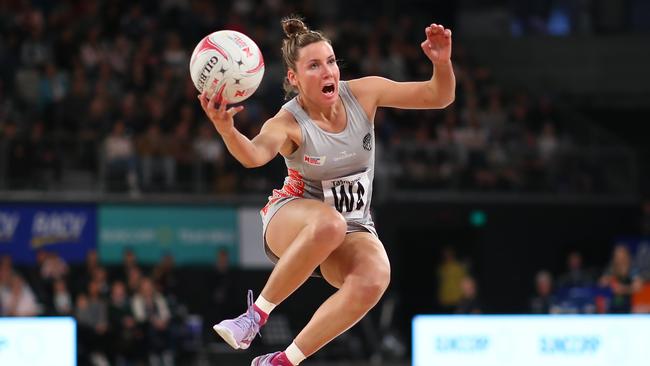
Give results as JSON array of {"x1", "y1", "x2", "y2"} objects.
[
  {"x1": 227, "y1": 105, "x2": 244, "y2": 118},
  {"x1": 207, "y1": 92, "x2": 219, "y2": 112},
  {"x1": 219, "y1": 100, "x2": 228, "y2": 113},
  {"x1": 198, "y1": 93, "x2": 208, "y2": 111}
]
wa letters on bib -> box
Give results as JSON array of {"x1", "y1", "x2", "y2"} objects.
[{"x1": 322, "y1": 171, "x2": 370, "y2": 220}]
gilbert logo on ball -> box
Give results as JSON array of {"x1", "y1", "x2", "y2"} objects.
[{"x1": 190, "y1": 30, "x2": 265, "y2": 104}]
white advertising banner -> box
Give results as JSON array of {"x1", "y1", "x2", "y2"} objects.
[
  {"x1": 0, "y1": 317, "x2": 76, "y2": 366},
  {"x1": 413, "y1": 315, "x2": 650, "y2": 366}
]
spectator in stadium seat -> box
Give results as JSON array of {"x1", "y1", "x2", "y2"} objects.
[
  {"x1": 557, "y1": 250, "x2": 594, "y2": 289},
  {"x1": 153, "y1": 254, "x2": 179, "y2": 298},
  {"x1": 50, "y1": 278, "x2": 73, "y2": 316},
  {"x1": 108, "y1": 280, "x2": 143, "y2": 365},
  {"x1": 136, "y1": 123, "x2": 174, "y2": 191},
  {"x1": 132, "y1": 277, "x2": 174, "y2": 366},
  {"x1": 599, "y1": 244, "x2": 643, "y2": 313},
  {"x1": 75, "y1": 291, "x2": 110, "y2": 366},
  {"x1": 530, "y1": 270, "x2": 558, "y2": 314},
  {"x1": 436, "y1": 246, "x2": 467, "y2": 312},
  {"x1": 0, "y1": 274, "x2": 40, "y2": 316},
  {"x1": 104, "y1": 120, "x2": 139, "y2": 193},
  {"x1": 193, "y1": 123, "x2": 226, "y2": 193},
  {"x1": 455, "y1": 275, "x2": 482, "y2": 314}
]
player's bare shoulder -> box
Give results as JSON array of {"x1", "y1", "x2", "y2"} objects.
[
  {"x1": 345, "y1": 77, "x2": 385, "y2": 122},
  {"x1": 265, "y1": 108, "x2": 302, "y2": 156}
]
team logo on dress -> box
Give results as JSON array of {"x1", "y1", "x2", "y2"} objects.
[
  {"x1": 362, "y1": 133, "x2": 372, "y2": 151},
  {"x1": 303, "y1": 155, "x2": 326, "y2": 166}
]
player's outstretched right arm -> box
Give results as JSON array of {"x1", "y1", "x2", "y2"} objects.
[{"x1": 198, "y1": 92, "x2": 288, "y2": 168}]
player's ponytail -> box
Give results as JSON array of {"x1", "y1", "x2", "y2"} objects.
[{"x1": 281, "y1": 16, "x2": 309, "y2": 38}]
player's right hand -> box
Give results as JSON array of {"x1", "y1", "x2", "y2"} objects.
[{"x1": 198, "y1": 92, "x2": 244, "y2": 137}]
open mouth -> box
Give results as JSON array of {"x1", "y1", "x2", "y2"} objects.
[{"x1": 321, "y1": 84, "x2": 335, "y2": 96}]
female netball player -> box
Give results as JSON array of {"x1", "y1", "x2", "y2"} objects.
[{"x1": 199, "y1": 16, "x2": 455, "y2": 366}]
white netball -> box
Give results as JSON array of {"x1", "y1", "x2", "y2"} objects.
[{"x1": 189, "y1": 30, "x2": 265, "y2": 104}]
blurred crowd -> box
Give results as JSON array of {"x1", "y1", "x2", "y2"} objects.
[
  {"x1": 434, "y1": 240, "x2": 650, "y2": 315},
  {"x1": 0, "y1": 248, "x2": 239, "y2": 366},
  {"x1": 0, "y1": 0, "x2": 633, "y2": 196},
  {"x1": 509, "y1": 0, "x2": 650, "y2": 36},
  {"x1": 523, "y1": 195, "x2": 650, "y2": 315},
  {"x1": 529, "y1": 242, "x2": 650, "y2": 315}
]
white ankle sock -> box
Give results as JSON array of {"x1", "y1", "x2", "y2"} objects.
[
  {"x1": 254, "y1": 295, "x2": 276, "y2": 314},
  {"x1": 285, "y1": 342, "x2": 306, "y2": 365}
]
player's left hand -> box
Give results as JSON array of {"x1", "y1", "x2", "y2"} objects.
[{"x1": 421, "y1": 23, "x2": 452, "y2": 65}]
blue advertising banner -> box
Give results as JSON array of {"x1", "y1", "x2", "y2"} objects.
[
  {"x1": 98, "y1": 205, "x2": 238, "y2": 265},
  {"x1": 0, "y1": 204, "x2": 97, "y2": 264}
]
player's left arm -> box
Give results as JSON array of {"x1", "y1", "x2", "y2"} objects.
[{"x1": 350, "y1": 23, "x2": 455, "y2": 110}]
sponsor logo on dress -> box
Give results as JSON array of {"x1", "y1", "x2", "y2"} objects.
[
  {"x1": 333, "y1": 151, "x2": 356, "y2": 162},
  {"x1": 303, "y1": 155, "x2": 326, "y2": 166}
]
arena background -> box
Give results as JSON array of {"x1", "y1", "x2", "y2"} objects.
[{"x1": 1, "y1": 1, "x2": 649, "y2": 365}]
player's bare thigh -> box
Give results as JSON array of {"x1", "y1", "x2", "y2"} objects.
[
  {"x1": 265, "y1": 198, "x2": 345, "y2": 258},
  {"x1": 320, "y1": 231, "x2": 391, "y2": 289}
]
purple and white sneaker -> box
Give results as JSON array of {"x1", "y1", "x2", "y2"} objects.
[
  {"x1": 213, "y1": 290, "x2": 262, "y2": 349},
  {"x1": 251, "y1": 352, "x2": 283, "y2": 366}
]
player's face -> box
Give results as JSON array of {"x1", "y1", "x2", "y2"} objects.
[{"x1": 290, "y1": 41, "x2": 339, "y2": 106}]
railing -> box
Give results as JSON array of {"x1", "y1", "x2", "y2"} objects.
[{"x1": 0, "y1": 133, "x2": 638, "y2": 201}]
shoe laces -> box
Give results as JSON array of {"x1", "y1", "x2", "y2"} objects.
[{"x1": 234, "y1": 289, "x2": 261, "y2": 342}]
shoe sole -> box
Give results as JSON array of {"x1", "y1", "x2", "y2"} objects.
[{"x1": 213, "y1": 324, "x2": 250, "y2": 350}]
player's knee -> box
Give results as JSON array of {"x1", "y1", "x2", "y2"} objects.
[
  {"x1": 311, "y1": 208, "x2": 346, "y2": 246},
  {"x1": 348, "y1": 269, "x2": 390, "y2": 309}
]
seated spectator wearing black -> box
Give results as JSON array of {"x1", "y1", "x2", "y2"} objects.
[
  {"x1": 152, "y1": 253, "x2": 179, "y2": 300},
  {"x1": 557, "y1": 251, "x2": 594, "y2": 289},
  {"x1": 208, "y1": 249, "x2": 239, "y2": 323},
  {"x1": 50, "y1": 278, "x2": 73, "y2": 316},
  {"x1": 110, "y1": 247, "x2": 141, "y2": 285},
  {"x1": 72, "y1": 249, "x2": 100, "y2": 295},
  {"x1": 75, "y1": 290, "x2": 109, "y2": 366},
  {"x1": 26, "y1": 249, "x2": 51, "y2": 306},
  {"x1": 132, "y1": 277, "x2": 174, "y2": 366},
  {"x1": 599, "y1": 244, "x2": 643, "y2": 313},
  {"x1": 455, "y1": 276, "x2": 482, "y2": 314},
  {"x1": 530, "y1": 270, "x2": 557, "y2": 314},
  {"x1": 91, "y1": 266, "x2": 111, "y2": 299},
  {"x1": 108, "y1": 281, "x2": 143, "y2": 365}
]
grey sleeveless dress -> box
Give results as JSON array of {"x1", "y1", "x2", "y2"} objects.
[{"x1": 260, "y1": 81, "x2": 378, "y2": 263}]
